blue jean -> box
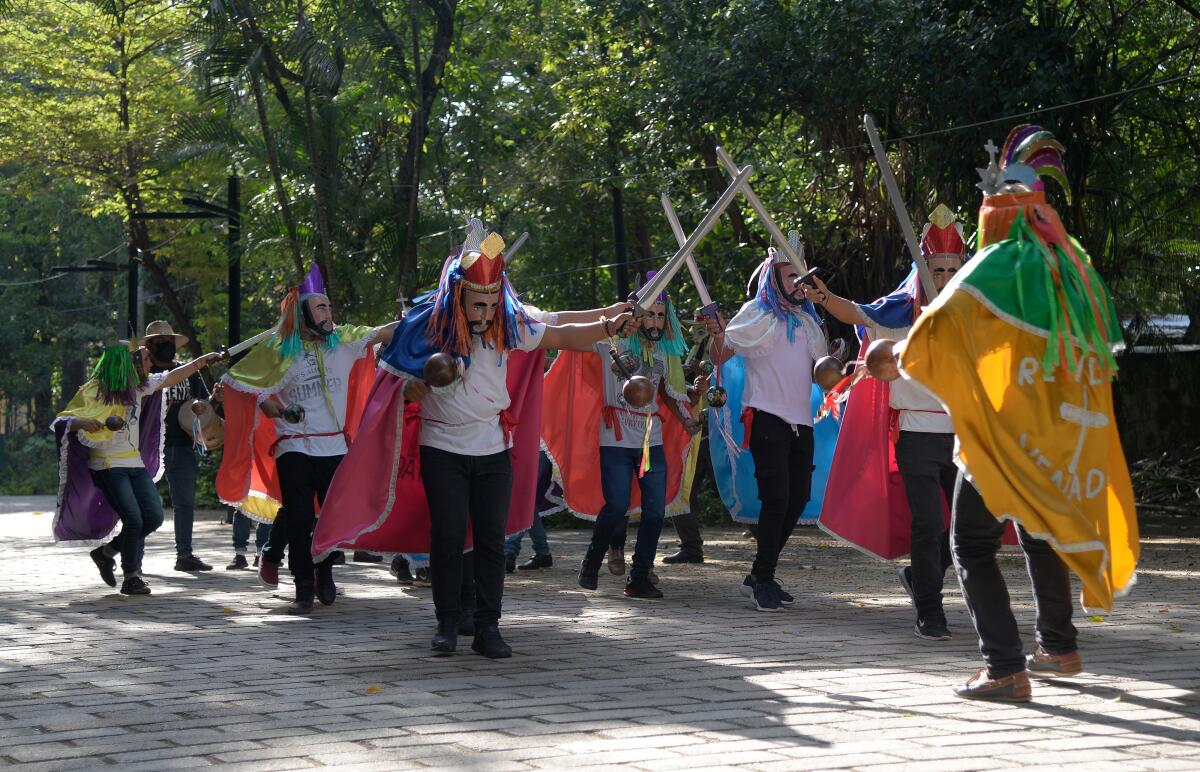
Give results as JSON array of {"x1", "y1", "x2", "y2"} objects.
[
  {"x1": 164, "y1": 446, "x2": 199, "y2": 557},
  {"x1": 505, "y1": 514, "x2": 550, "y2": 559},
  {"x1": 232, "y1": 512, "x2": 271, "y2": 554},
  {"x1": 585, "y1": 445, "x2": 667, "y2": 579},
  {"x1": 94, "y1": 467, "x2": 165, "y2": 575}
]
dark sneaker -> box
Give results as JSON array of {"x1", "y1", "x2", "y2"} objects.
[
  {"x1": 431, "y1": 621, "x2": 457, "y2": 654},
  {"x1": 90, "y1": 547, "x2": 116, "y2": 587},
  {"x1": 752, "y1": 581, "x2": 784, "y2": 612},
  {"x1": 740, "y1": 574, "x2": 755, "y2": 598},
  {"x1": 915, "y1": 619, "x2": 952, "y2": 641},
  {"x1": 414, "y1": 567, "x2": 431, "y2": 586},
  {"x1": 315, "y1": 567, "x2": 336, "y2": 606},
  {"x1": 606, "y1": 547, "x2": 626, "y2": 575},
  {"x1": 471, "y1": 624, "x2": 513, "y2": 659},
  {"x1": 773, "y1": 579, "x2": 795, "y2": 605},
  {"x1": 227, "y1": 554, "x2": 249, "y2": 571},
  {"x1": 1026, "y1": 646, "x2": 1083, "y2": 677},
  {"x1": 577, "y1": 560, "x2": 599, "y2": 591},
  {"x1": 286, "y1": 597, "x2": 314, "y2": 615},
  {"x1": 120, "y1": 576, "x2": 151, "y2": 595},
  {"x1": 259, "y1": 559, "x2": 280, "y2": 589},
  {"x1": 175, "y1": 555, "x2": 213, "y2": 572},
  {"x1": 352, "y1": 551, "x2": 382, "y2": 563},
  {"x1": 624, "y1": 575, "x2": 664, "y2": 599},
  {"x1": 390, "y1": 556, "x2": 414, "y2": 584},
  {"x1": 505, "y1": 553, "x2": 516, "y2": 573},
  {"x1": 253, "y1": 555, "x2": 260, "y2": 567},
  {"x1": 517, "y1": 554, "x2": 553, "y2": 570},
  {"x1": 662, "y1": 550, "x2": 703, "y2": 564},
  {"x1": 954, "y1": 669, "x2": 1031, "y2": 703}
]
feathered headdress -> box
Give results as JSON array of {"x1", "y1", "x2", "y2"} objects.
[
  {"x1": 272, "y1": 262, "x2": 340, "y2": 360},
  {"x1": 425, "y1": 218, "x2": 536, "y2": 362},
  {"x1": 91, "y1": 341, "x2": 146, "y2": 406}
]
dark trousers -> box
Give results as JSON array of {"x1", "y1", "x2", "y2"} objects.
[
  {"x1": 951, "y1": 471, "x2": 1078, "y2": 678},
  {"x1": 95, "y1": 467, "x2": 165, "y2": 575},
  {"x1": 895, "y1": 431, "x2": 956, "y2": 619},
  {"x1": 420, "y1": 446, "x2": 513, "y2": 625},
  {"x1": 232, "y1": 512, "x2": 271, "y2": 553},
  {"x1": 748, "y1": 410, "x2": 813, "y2": 582},
  {"x1": 671, "y1": 435, "x2": 709, "y2": 556},
  {"x1": 585, "y1": 445, "x2": 668, "y2": 580},
  {"x1": 275, "y1": 453, "x2": 342, "y2": 594},
  {"x1": 164, "y1": 446, "x2": 199, "y2": 557},
  {"x1": 262, "y1": 507, "x2": 288, "y2": 563}
]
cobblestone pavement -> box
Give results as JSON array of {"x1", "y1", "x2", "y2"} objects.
[{"x1": 1, "y1": 498, "x2": 1197, "y2": 770}]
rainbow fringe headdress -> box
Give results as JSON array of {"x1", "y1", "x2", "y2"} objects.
[{"x1": 271, "y1": 262, "x2": 341, "y2": 361}]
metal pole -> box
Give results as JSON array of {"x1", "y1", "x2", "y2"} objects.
[{"x1": 227, "y1": 173, "x2": 241, "y2": 350}]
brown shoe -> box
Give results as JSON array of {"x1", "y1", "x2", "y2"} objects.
[
  {"x1": 1026, "y1": 646, "x2": 1083, "y2": 677},
  {"x1": 953, "y1": 668, "x2": 1032, "y2": 703},
  {"x1": 607, "y1": 547, "x2": 626, "y2": 576}
]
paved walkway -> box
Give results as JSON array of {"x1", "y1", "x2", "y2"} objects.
[{"x1": 1, "y1": 502, "x2": 1197, "y2": 770}]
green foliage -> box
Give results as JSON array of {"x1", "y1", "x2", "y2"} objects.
[{"x1": 0, "y1": 433, "x2": 57, "y2": 495}]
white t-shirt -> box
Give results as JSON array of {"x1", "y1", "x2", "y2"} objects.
[
  {"x1": 87, "y1": 373, "x2": 167, "y2": 471},
  {"x1": 272, "y1": 334, "x2": 375, "y2": 458},
  {"x1": 724, "y1": 302, "x2": 821, "y2": 427},
  {"x1": 861, "y1": 318, "x2": 953, "y2": 434},
  {"x1": 593, "y1": 340, "x2": 674, "y2": 449},
  {"x1": 419, "y1": 323, "x2": 546, "y2": 456}
]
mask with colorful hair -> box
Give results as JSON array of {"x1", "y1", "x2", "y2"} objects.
[
  {"x1": 273, "y1": 262, "x2": 340, "y2": 360},
  {"x1": 92, "y1": 341, "x2": 148, "y2": 406}
]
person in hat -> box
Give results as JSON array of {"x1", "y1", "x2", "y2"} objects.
[
  {"x1": 802, "y1": 205, "x2": 968, "y2": 641},
  {"x1": 311, "y1": 220, "x2": 634, "y2": 657},
  {"x1": 543, "y1": 272, "x2": 701, "y2": 600},
  {"x1": 703, "y1": 247, "x2": 828, "y2": 612},
  {"x1": 141, "y1": 320, "x2": 218, "y2": 572},
  {"x1": 52, "y1": 341, "x2": 225, "y2": 595},
  {"x1": 216, "y1": 263, "x2": 399, "y2": 614}
]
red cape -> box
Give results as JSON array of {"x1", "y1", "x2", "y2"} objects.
[
  {"x1": 541, "y1": 349, "x2": 695, "y2": 519},
  {"x1": 311, "y1": 349, "x2": 545, "y2": 558},
  {"x1": 216, "y1": 352, "x2": 376, "y2": 523}
]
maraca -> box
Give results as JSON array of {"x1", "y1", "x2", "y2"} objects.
[
  {"x1": 104, "y1": 415, "x2": 126, "y2": 431},
  {"x1": 423, "y1": 352, "x2": 459, "y2": 388},
  {"x1": 698, "y1": 360, "x2": 715, "y2": 377},
  {"x1": 609, "y1": 353, "x2": 639, "y2": 378},
  {"x1": 282, "y1": 403, "x2": 306, "y2": 423},
  {"x1": 622, "y1": 375, "x2": 656, "y2": 409},
  {"x1": 706, "y1": 385, "x2": 728, "y2": 408},
  {"x1": 865, "y1": 338, "x2": 901, "y2": 382},
  {"x1": 812, "y1": 355, "x2": 845, "y2": 391}
]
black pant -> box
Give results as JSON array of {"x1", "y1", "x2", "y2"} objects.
[
  {"x1": 262, "y1": 506, "x2": 288, "y2": 563},
  {"x1": 748, "y1": 410, "x2": 814, "y2": 582},
  {"x1": 951, "y1": 471, "x2": 1077, "y2": 678},
  {"x1": 895, "y1": 431, "x2": 956, "y2": 620},
  {"x1": 672, "y1": 434, "x2": 710, "y2": 557},
  {"x1": 420, "y1": 446, "x2": 513, "y2": 625},
  {"x1": 275, "y1": 453, "x2": 342, "y2": 594}
]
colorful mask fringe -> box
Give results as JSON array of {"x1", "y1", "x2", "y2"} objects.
[
  {"x1": 624, "y1": 298, "x2": 688, "y2": 362},
  {"x1": 271, "y1": 285, "x2": 341, "y2": 361},
  {"x1": 426, "y1": 247, "x2": 536, "y2": 362},
  {"x1": 92, "y1": 344, "x2": 146, "y2": 406},
  {"x1": 752, "y1": 253, "x2": 822, "y2": 343}
]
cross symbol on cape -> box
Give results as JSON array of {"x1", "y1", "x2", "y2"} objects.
[{"x1": 1058, "y1": 387, "x2": 1109, "y2": 475}]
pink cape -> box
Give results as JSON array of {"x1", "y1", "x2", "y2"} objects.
[{"x1": 311, "y1": 349, "x2": 545, "y2": 559}]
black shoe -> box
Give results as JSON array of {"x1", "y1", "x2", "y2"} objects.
[
  {"x1": 577, "y1": 560, "x2": 599, "y2": 590},
  {"x1": 315, "y1": 566, "x2": 337, "y2": 606},
  {"x1": 431, "y1": 621, "x2": 458, "y2": 654},
  {"x1": 226, "y1": 554, "x2": 249, "y2": 571},
  {"x1": 662, "y1": 550, "x2": 703, "y2": 565},
  {"x1": 90, "y1": 547, "x2": 116, "y2": 587},
  {"x1": 119, "y1": 575, "x2": 151, "y2": 595},
  {"x1": 471, "y1": 624, "x2": 513, "y2": 659},
  {"x1": 505, "y1": 553, "x2": 516, "y2": 573},
  {"x1": 899, "y1": 565, "x2": 916, "y2": 605},
  {"x1": 915, "y1": 618, "x2": 952, "y2": 641},
  {"x1": 353, "y1": 551, "x2": 382, "y2": 563},
  {"x1": 518, "y1": 554, "x2": 553, "y2": 570},
  {"x1": 175, "y1": 555, "x2": 213, "y2": 572},
  {"x1": 414, "y1": 567, "x2": 431, "y2": 586},
  {"x1": 253, "y1": 555, "x2": 260, "y2": 567},
  {"x1": 329, "y1": 551, "x2": 346, "y2": 565},
  {"x1": 390, "y1": 556, "x2": 414, "y2": 585},
  {"x1": 286, "y1": 597, "x2": 314, "y2": 615},
  {"x1": 457, "y1": 613, "x2": 476, "y2": 637},
  {"x1": 624, "y1": 575, "x2": 664, "y2": 599}
]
